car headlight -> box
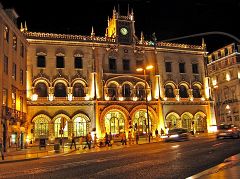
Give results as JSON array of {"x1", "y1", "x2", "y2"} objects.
[{"x1": 169, "y1": 134, "x2": 179, "y2": 138}]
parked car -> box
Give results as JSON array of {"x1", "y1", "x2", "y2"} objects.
[
  {"x1": 216, "y1": 124, "x2": 240, "y2": 139},
  {"x1": 161, "y1": 128, "x2": 189, "y2": 142}
]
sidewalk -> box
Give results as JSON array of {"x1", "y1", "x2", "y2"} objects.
[
  {"x1": 0, "y1": 133, "x2": 213, "y2": 164},
  {"x1": 0, "y1": 137, "x2": 156, "y2": 164},
  {"x1": 187, "y1": 153, "x2": 240, "y2": 178}
]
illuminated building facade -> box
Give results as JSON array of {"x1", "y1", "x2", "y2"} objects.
[
  {"x1": 0, "y1": 5, "x2": 28, "y2": 151},
  {"x1": 24, "y1": 8, "x2": 216, "y2": 142},
  {"x1": 0, "y1": 6, "x2": 217, "y2": 146},
  {"x1": 207, "y1": 43, "x2": 240, "y2": 126}
]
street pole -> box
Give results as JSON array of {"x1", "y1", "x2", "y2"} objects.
[{"x1": 144, "y1": 69, "x2": 150, "y2": 143}]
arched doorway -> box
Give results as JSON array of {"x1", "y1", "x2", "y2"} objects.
[
  {"x1": 53, "y1": 115, "x2": 69, "y2": 138},
  {"x1": 32, "y1": 114, "x2": 50, "y2": 139},
  {"x1": 165, "y1": 112, "x2": 181, "y2": 129},
  {"x1": 181, "y1": 112, "x2": 193, "y2": 131},
  {"x1": 194, "y1": 112, "x2": 207, "y2": 132},
  {"x1": 133, "y1": 110, "x2": 152, "y2": 135},
  {"x1": 72, "y1": 114, "x2": 90, "y2": 137},
  {"x1": 104, "y1": 111, "x2": 125, "y2": 134}
]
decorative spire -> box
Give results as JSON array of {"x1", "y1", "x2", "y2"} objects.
[
  {"x1": 91, "y1": 26, "x2": 95, "y2": 36},
  {"x1": 107, "y1": 16, "x2": 110, "y2": 26},
  {"x1": 202, "y1": 38, "x2": 206, "y2": 50},
  {"x1": 20, "y1": 22, "x2": 24, "y2": 32},
  {"x1": 140, "y1": 31, "x2": 144, "y2": 44},
  {"x1": 130, "y1": 8, "x2": 134, "y2": 20},
  {"x1": 24, "y1": 21, "x2": 28, "y2": 31},
  {"x1": 127, "y1": 4, "x2": 130, "y2": 16}
]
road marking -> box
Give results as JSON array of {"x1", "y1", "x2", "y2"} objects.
[{"x1": 212, "y1": 142, "x2": 224, "y2": 147}]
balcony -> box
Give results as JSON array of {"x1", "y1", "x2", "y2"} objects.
[{"x1": 1, "y1": 106, "x2": 27, "y2": 125}]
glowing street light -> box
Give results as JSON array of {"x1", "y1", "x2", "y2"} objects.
[{"x1": 136, "y1": 65, "x2": 153, "y2": 143}]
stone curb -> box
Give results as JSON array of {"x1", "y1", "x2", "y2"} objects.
[{"x1": 186, "y1": 154, "x2": 240, "y2": 179}]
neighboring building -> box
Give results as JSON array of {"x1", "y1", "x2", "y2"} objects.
[
  {"x1": 0, "y1": 4, "x2": 28, "y2": 151},
  {"x1": 24, "y1": 8, "x2": 216, "y2": 144},
  {"x1": 207, "y1": 43, "x2": 240, "y2": 126}
]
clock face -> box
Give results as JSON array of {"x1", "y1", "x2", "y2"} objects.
[{"x1": 120, "y1": 27, "x2": 128, "y2": 35}]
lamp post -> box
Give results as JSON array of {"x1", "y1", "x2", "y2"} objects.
[{"x1": 136, "y1": 65, "x2": 153, "y2": 143}]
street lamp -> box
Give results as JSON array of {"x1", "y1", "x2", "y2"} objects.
[{"x1": 136, "y1": 65, "x2": 153, "y2": 143}]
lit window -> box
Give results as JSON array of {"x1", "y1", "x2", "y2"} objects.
[{"x1": 226, "y1": 72, "x2": 231, "y2": 81}]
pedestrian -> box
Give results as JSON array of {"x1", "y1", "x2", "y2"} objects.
[
  {"x1": 87, "y1": 132, "x2": 92, "y2": 149},
  {"x1": 109, "y1": 132, "x2": 113, "y2": 146},
  {"x1": 70, "y1": 133, "x2": 76, "y2": 149},
  {"x1": 135, "y1": 131, "x2": 139, "y2": 144},
  {"x1": 155, "y1": 128, "x2": 159, "y2": 141},
  {"x1": 121, "y1": 132, "x2": 127, "y2": 145},
  {"x1": 128, "y1": 131, "x2": 132, "y2": 144},
  {"x1": 160, "y1": 128, "x2": 164, "y2": 136},
  {"x1": 93, "y1": 134, "x2": 98, "y2": 148},
  {"x1": 0, "y1": 137, "x2": 4, "y2": 160},
  {"x1": 105, "y1": 132, "x2": 109, "y2": 146}
]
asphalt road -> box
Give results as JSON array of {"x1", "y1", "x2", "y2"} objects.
[{"x1": 1, "y1": 135, "x2": 240, "y2": 179}]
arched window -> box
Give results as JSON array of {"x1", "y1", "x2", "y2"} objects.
[
  {"x1": 34, "y1": 117, "x2": 49, "y2": 138},
  {"x1": 54, "y1": 82, "x2": 67, "y2": 97},
  {"x1": 179, "y1": 85, "x2": 189, "y2": 98},
  {"x1": 136, "y1": 84, "x2": 145, "y2": 100},
  {"x1": 165, "y1": 85, "x2": 175, "y2": 98},
  {"x1": 108, "y1": 84, "x2": 117, "y2": 98},
  {"x1": 73, "y1": 116, "x2": 88, "y2": 137},
  {"x1": 192, "y1": 86, "x2": 201, "y2": 98},
  {"x1": 54, "y1": 117, "x2": 68, "y2": 138},
  {"x1": 35, "y1": 82, "x2": 48, "y2": 97},
  {"x1": 73, "y1": 83, "x2": 85, "y2": 97},
  {"x1": 122, "y1": 84, "x2": 131, "y2": 98},
  {"x1": 104, "y1": 111, "x2": 125, "y2": 134}
]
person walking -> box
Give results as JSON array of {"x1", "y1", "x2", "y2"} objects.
[
  {"x1": 135, "y1": 131, "x2": 139, "y2": 144},
  {"x1": 109, "y1": 132, "x2": 113, "y2": 146},
  {"x1": 70, "y1": 133, "x2": 76, "y2": 149},
  {"x1": 128, "y1": 131, "x2": 132, "y2": 144},
  {"x1": 121, "y1": 132, "x2": 127, "y2": 145},
  {"x1": 155, "y1": 128, "x2": 159, "y2": 141},
  {"x1": 87, "y1": 132, "x2": 92, "y2": 149},
  {"x1": 93, "y1": 134, "x2": 98, "y2": 148},
  {"x1": 105, "y1": 132, "x2": 109, "y2": 147},
  {"x1": 0, "y1": 137, "x2": 4, "y2": 160}
]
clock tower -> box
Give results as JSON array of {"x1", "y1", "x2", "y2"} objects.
[{"x1": 106, "y1": 7, "x2": 136, "y2": 45}]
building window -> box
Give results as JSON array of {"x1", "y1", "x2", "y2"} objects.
[
  {"x1": 56, "y1": 56, "x2": 64, "y2": 68},
  {"x1": 108, "y1": 84, "x2": 117, "y2": 99},
  {"x1": 165, "y1": 85, "x2": 175, "y2": 98},
  {"x1": 73, "y1": 83, "x2": 85, "y2": 97},
  {"x1": 35, "y1": 82, "x2": 48, "y2": 97},
  {"x1": 165, "y1": 62, "x2": 172, "y2": 72},
  {"x1": 136, "y1": 84, "x2": 145, "y2": 100},
  {"x1": 37, "y1": 56, "x2": 46, "y2": 68},
  {"x1": 122, "y1": 84, "x2": 131, "y2": 98},
  {"x1": 2, "y1": 89, "x2": 8, "y2": 106},
  {"x1": 75, "y1": 57, "x2": 83, "y2": 69},
  {"x1": 192, "y1": 64, "x2": 199, "y2": 74},
  {"x1": 4, "y1": 55, "x2": 8, "y2": 74},
  {"x1": 179, "y1": 63, "x2": 185, "y2": 73},
  {"x1": 12, "y1": 63, "x2": 17, "y2": 80},
  {"x1": 12, "y1": 89, "x2": 16, "y2": 109},
  {"x1": 109, "y1": 58, "x2": 116, "y2": 71},
  {"x1": 179, "y1": 85, "x2": 188, "y2": 98},
  {"x1": 192, "y1": 86, "x2": 201, "y2": 98},
  {"x1": 123, "y1": 59, "x2": 130, "y2": 71},
  {"x1": 136, "y1": 60, "x2": 143, "y2": 68},
  {"x1": 20, "y1": 69, "x2": 24, "y2": 85},
  {"x1": 20, "y1": 42, "x2": 24, "y2": 57},
  {"x1": 4, "y1": 25, "x2": 9, "y2": 42},
  {"x1": 54, "y1": 82, "x2": 66, "y2": 97},
  {"x1": 13, "y1": 34, "x2": 17, "y2": 50},
  {"x1": 20, "y1": 96, "x2": 23, "y2": 112},
  {"x1": 133, "y1": 110, "x2": 152, "y2": 135}
]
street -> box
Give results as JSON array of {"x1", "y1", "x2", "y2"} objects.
[{"x1": 1, "y1": 135, "x2": 240, "y2": 179}]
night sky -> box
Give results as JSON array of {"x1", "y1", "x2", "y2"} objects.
[{"x1": 2, "y1": 0, "x2": 240, "y2": 52}]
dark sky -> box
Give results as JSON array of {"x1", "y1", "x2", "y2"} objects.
[{"x1": 2, "y1": 0, "x2": 240, "y2": 52}]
